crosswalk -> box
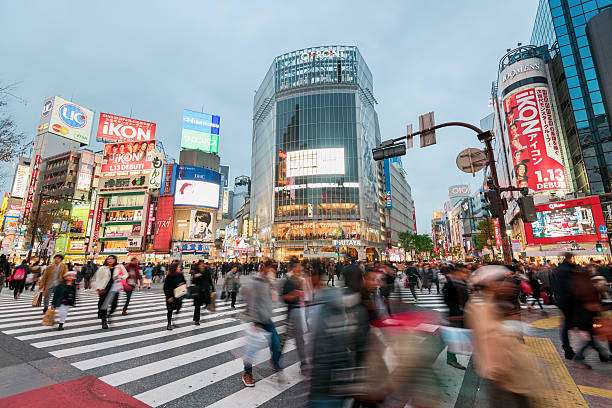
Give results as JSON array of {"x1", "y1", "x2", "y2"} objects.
[
  {"x1": 0, "y1": 289, "x2": 303, "y2": 408},
  {"x1": 389, "y1": 285, "x2": 449, "y2": 312}
]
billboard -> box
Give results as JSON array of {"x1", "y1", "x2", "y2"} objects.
[
  {"x1": 286, "y1": 148, "x2": 345, "y2": 178},
  {"x1": 384, "y1": 158, "x2": 392, "y2": 209},
  {"x1": 220, "y1": 165, "x2": 230, "y2": 188},
  {"x1": 181, "y1": 109, "x2": 220, "y2": 153},
  {"x1": 101, "y1": 140, "x2": 156, "y2": 173},
  {"x1": 503, "y1": 87, "x2": 567, "y2": 192},
  {"x1": 524, "y1": 196, "x2": 606, "y2": 244},
  {"x1": 448, "y1": 185, "x2": 470, "y2": 198},
  {"x1": 97, "y1": 113, "x2": 156, "y2": 143},
  {"x1": 174, "y1": 166, "x2": 221, "y2": 209},
  {"x1": 148, "y1": 153, "x2": 164, "y2": 189},
  {"x1": 23, "y1": 155, "x2": 41, "y2": 220},
  {"x1": 38, "y1": 96, "x2": 94, "y2": 144},
  {"x1": 11, "y1": 164, "x2": 30, "y2": 198},
  {"x1": 153, "y1": 196, "x2": 174, "y2": 250},
  {"x1": 189, "y1": 209, "x2": 214, "y2": 241}
]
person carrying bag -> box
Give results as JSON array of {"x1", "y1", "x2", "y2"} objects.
[{"x1": 164, "y1": 262, "x2": 186, "y2": 330}]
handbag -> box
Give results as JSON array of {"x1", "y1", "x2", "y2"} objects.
[
  {"x1": 209, "y1": 292, "x2": 216, "y2": 312},
  {"x1": 41, "y1": 309, "x2": 55, "y2": 326},
  {"x1": 32, "y1": 291, "x2": 42, "y2": 307},
  {"x1": 173, "y1": 284, "x2": 188, "y2": 299}
]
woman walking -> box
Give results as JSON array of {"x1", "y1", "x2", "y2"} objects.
[
  {"x1": 164, "y1": 262, "x2": 186, "y2": 330},
  {"x1": 51, "y1": 270, "x2": 77, "y2": 331},
  {"x1": 223, "y1": 265, "x2": 239, "y2": 308},
  {"x1": 92, "y1": 255, "x2": 127, "y2": 329},
  {"x1": 191, "y1": 260, "x2": 214, "y2": 325},
  {"x1": 11, "y1": 259, "x2": 29, "y2": 300}
]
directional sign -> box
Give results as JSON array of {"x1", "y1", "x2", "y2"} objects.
[{"x1": 599, "y1": 225, "x2": 607, "y2": 234}]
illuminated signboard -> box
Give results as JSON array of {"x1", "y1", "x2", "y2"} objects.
[
  {"x1": 23, "y1": 155, "x2": 41, "y2": 219},
  {"x1": 181, "y1": 109, "x2": 220, "y2": 153},
  {"x1": 524, "y1": 196, "x2": 605, "y2": 244},
  {"x1": 153, "y1": 196, "x2": 174, "y2": 250},
  {"x1": 97, "y1": 113, "x2": 156, "y2": 142},
  {"x1": 38, "y1": 96, "x2": 94, "y2": 145},
  {"x1": 101, "y1": 141, "x2": 156, "y2": 174},
  {"x1": 11, "y1": 164, "x2": 30, "y2": 198},
  {"x1": 286, "y1": 148, "x2": 345, "y2": 178},
  {"x1": 174, "y1": 166, "x2": 221, "y2": 209}
]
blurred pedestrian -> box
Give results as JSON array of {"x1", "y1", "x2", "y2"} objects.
[
  {"x1": 191, "y1": 260, "x2": 214, "y2": 325},
  {"x1": 280, "y1": 257, "x2": 308, "y2": 374},
  {"x1": 443, "y1": 265, "x2": 469, "y2": 370},
  {"x1": 39, "y1": 255, "x2": 66, "y2": 311},
  {"x1": 51, "y1": 270, "x2": 77, "y2": 331},
  {"x1": 122, "y1": 258, "x2": 141, "y2": 315},
  {"x1": 223, "y1": 265, "x2": 239, "y2": 308},
  {"x1": 551, "y1": 253, "x2": 578, "y2": 359},
  {"x1": 10, "y1": 259, "x2": 29, "y2": 300},
  {"x1": 164, "y1": 262, "x2": 186, "y2": 330},
  {"x1": 92, "y1": 255, "x2": 127, "y2": 329}
]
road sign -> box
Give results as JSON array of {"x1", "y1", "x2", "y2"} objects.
[
  {"x1": 419, "y1": 112, "x2": 436, "y2": 147},
  {"x1": 456, "y1": 148, "x2": 487, "y2": 175},
  {"x1": 599, "y1": 225, "x2": 607, "y2": 234}
]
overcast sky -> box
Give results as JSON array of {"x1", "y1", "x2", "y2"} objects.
[{"x1": 0, "y1": 0, "x2": 538, "y2": 233}]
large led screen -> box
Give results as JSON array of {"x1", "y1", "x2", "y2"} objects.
[
  {"x1": 286, "y1": 148, "x2": 345, "y2": 177},
  {"x1": 531, "y1": 205, "x2": 596, "y2": 238},
  {"x1": 174, "y1": 165, "x2": 221, "y2": 209},
  {"x1": 181, "y1": 110, "x2": 220, "y2": 153}
]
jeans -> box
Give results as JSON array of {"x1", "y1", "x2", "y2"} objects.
[
  {"x1": 244, "y1": 322, "x2": 281, "y2": 372},
  {"x1": 230, "y1": 291, "x2": 237, "y2": 308},
  {"x1": 98, "y1": 292, "x2": 118, "y2": 320},
  {"x1": 123, "y1": 289, "x2": 133, "y2": 311},
  {"x1": 281, "y1": 307, "x2": 307, "y2": 365}
]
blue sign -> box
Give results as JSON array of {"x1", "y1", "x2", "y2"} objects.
[
  {"x1": 599, "y1": 225, "x2": 607, "y2": 234},
  {"x1": 177, "y1": 165, "x2": 221, "y2": 184},
  {"x1": 181, "y1": 242, "x2": 210, "y2": 253},
  {"x1": 59, "y1": 103, "x2": 87, "y2": 128},
  {"x1": 383, "y1": 159, "x2": 392, "y2": 210},
  {"x1": 181, "y1": 109, "x2": 220, "y2": 153}
]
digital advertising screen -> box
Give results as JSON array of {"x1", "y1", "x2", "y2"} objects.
[
  {"x1": 286, "y1": 148, "x2": 345, "y2": 177},
  {"x1": 181, "y1": 109, "x2": 220, "y2": 153},
  {"x1": 524, "y1": 196, "x2": 606, "y2": 244},
  {"x1": 174, "y1": 165, "x2": 221, "y2": 209}
]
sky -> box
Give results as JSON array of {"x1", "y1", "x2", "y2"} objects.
[{"x1": 0, "y1": 0, "x2": 539, "y2": 233}]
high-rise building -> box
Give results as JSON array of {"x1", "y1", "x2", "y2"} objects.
[
  {"x1": 251, "y1": 46, "x2": 384, "y2": 261},
  {"x1": 383, "y1": 157, "x2": 416, "y2": 247},
  {"x1": 531, "y1": 0, "x2": 612, "y2": 194}
]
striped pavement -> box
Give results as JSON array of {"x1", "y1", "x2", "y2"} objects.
[{"x1": 0, "y1": 288, "x2": 308, "y2": 408}]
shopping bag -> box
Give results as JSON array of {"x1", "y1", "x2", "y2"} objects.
[
  {"x1": 520, "y1": 281, "x2": 533, "y2": 295},
  {"x1": 41, "y1": 309, "x2": 55, "y2": 326},
  {"x1": 173, "y1": 284, "x2": 188, "y2": 299},
  {"x1": 26, "y1": 273, "x2": 34, "y2": 284},
  {"x1": 209, "y1": 292, "x2": 216, "y2": 312},
  {"x1": 32, "y1": 291, "x2": 42, "y2": 307},
  {"x1": 238, "y1": 324, "x2": 271, "y2": 364},
  {"x1": 440, "y1": 326, "x2": 473, "y2": 355}
]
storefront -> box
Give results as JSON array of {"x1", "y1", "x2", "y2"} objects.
[{"x1": 522, "y1": 196, "x2": 611, "y2": 262}]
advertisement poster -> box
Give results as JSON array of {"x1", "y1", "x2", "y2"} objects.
[
  {"x1": 97, "y1": 113, "x2": 156, "y2": 143},
  {"x1": 181, "y1": 110, "x2": 220, "y2": 153},
  {"x1": 148, "y1": 153, "x2": 164, "y2": 189},
  {"x1": 38, "y1": 96, "x2": 94, "y2": 145},
  {"x1": 286, "y1": 148, "x2": 345, "y2": 177},
  {"x1": 11, "y1": 164, "x2": 30, "y2": 198},
  {"x1": 493, "y1": 219, "x2": 502, "y2": 247},
  {"x1": 23, "y1": 155, "x2": 41, "y2": 219},
  {"x1": 153, "y1": 196, "x2": 174, "y2": 250},
  {"x1": 101, "y1": 141, "x2": 156, "y2": 173},
  {"x1": 188, "y1": 209, "x2": 213, "y2": 241},
  {"x1": 503, "y1": 86, "x2": 567, "y2": 192}
]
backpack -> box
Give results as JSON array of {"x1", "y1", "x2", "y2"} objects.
[{"x1": 13, "y1": 267, "x2": 26, "y2": 280}]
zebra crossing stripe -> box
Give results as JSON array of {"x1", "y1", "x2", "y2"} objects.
[
  {"x1": 72, "y1": 313, "x2": 287, "y2": 370},
  {"x1": 133, "y1": 340, "x2": 297, "y2": 407},
  {"x1": 206, "y1": 362, "x2": 303, "y2": 408},
  {"x1": 100, "y1": 326, "x2": 288, "y2": 386}
]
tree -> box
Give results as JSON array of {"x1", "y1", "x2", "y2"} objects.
[
  {"x1": 0, "y1": 83, "x2": 32, "y2": 162},
  {"x1": 26, "y1": 209, "x2": 75, "y2": 247},
  {"x1": 399, "y1": 231, "x2": 434, "y2": 260},
  {"x1": 473, "y1": 218, "x2": 496, "y2": 251}
]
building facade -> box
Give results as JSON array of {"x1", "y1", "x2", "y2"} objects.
[
  {"x1": 384, "y1": 157, "x2": 416, "y2": 246},
  {"x1": 251, "y1": 45, "x2": 384, "y2": 261}
]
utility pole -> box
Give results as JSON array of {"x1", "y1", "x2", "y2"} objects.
[{"x1": 372, "y1": 121, "x2": 524, "y2": 264}]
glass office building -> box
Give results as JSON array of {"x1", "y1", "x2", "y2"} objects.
[
  {"x1": 531, "y1": 0, "x2": 612, "y2": 194},
  {"x1": 251, "y1": 46, "x2": 384, "y2": 261}
]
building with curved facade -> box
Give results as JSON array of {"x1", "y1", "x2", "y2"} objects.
[{"x1": 250, "y1": 45, "x2": 385, "y2": 261}]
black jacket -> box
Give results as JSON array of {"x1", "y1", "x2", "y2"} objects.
[
  {"x1": 191, "y1": 268, "x2": 214, "y2": 304},
  {"x1": 164, "y1": 273, "x2": 186, "y2": 300},
  {"x1": 52, "y1": 283, "x2": 77, "y2": 307},
  {"x1": 551, "y1": 260, "x2": 575, "y2": 311}
]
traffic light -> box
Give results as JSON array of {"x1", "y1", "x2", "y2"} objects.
[
  {"x1": 518, "y1": 195, "x2": 537, "y2": 223},
  {"x1": 596, "y1": 242, "x2": 603, "y2": 252},
  {"x1": 485, "y1": 190, "x2": 504, "y2": 218},
  {"x1": 372, "y1": 141, "x2": 406, "y2": 161}
]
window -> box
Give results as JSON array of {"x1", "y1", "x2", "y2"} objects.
[
  {"x1": 593, "y1": 103, "x2": 606, "y2": 116},
  {"x1": 572, "y1": 98, "x2": 586, "y2": 110},
  {"x1": 574, "y1": 109, "x2": 588, "y2": 122},
  {"x1": 551, "y1": 6, "x2": 564, "y2": 17},
  {"x1": 579, "y1": 46, "x2": 591, "y2": 58},
  {"x1": 562, "y1": 54, "x2": 576, "y2": 66},
  {"x1": 587, "y1": 79, "x2": 600, "y2": 93},
  {"x1": 567, "y1": 75, "x2": 580, "y2": 88},
  {"x1": 584, "y1": 68, "x2": 597, "y2": 81},
  {"x1": 558, "y1": 34, "x2": 570, "y2": 46},
  {"x1": 569, "y1": 86, "x2": 583, "y2": 99},
  {"x1": 590, "y1": 91, "x2": 602, "y2": 103},
  {"x1": 576, "y1": 35, "x2": 589, "y2": 48}
]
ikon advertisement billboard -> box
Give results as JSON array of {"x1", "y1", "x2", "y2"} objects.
[
  {"x1": 38, "y1": 96, "x2": 94, "y2": 145},
  {"x1": 97, "y1": 113, "x2": 156, "y2": 143},
  {"x1": 101, "y1": 140, "x2": 156, "y2": 173},
  {"x1": 503, "y1": 86, "x2": 567, "y2": 192}
]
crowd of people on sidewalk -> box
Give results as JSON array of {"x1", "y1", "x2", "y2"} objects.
[{"x1": 1, "y1": 251, "x2": 611, "y2": 407}]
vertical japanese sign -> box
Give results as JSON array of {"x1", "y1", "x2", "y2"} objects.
[
  {"x1": 148, "y1": 153, "x2": 164, "y2": 189},
  {"x1": 92, "y1": 196, "x2": 105, "y2": 244},
  {"x1": 493, "y1": 219, "x2": 502, "y2": 247},
  {"x1": 23, "y1": 155, "x2": 41, "y2": 220},
  {"x1": 503, "y1": 86, "x2": 567, "y2": 192},
  {"x1": 146, "y1": 202, "x2": 155, "y2": 235},
  {"x1": 384, "y1": 158, "x2": 392, "y2": 209},
  {"x1": 163, "y1": 163, "x2": 174, "y2": 194},
  {"x1": 153, "y1": 196, "x2": 174, "y2": 250}
]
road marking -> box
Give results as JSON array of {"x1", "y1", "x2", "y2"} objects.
[
  {"x1": 528, "y1": 316, "x2": 562, "y2": 330},
  {"x1": 578, "y1": 385, "x2": 612, "y2": 400}
]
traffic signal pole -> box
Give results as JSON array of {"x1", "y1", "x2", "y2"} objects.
[{"x1": 373, "y1": 122, "x2": 519, "y2": 265}]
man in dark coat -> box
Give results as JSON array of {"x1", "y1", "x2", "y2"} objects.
[{"x1": 550, "y1": 252, "x2": 578, "y2": 359}]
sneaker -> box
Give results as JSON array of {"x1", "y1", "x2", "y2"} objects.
[
  {"x1": 167, "y1": 324, "x2": 173, "y2": 331},
  {"x1": 194, "y1": 321, "x2": 200, "y2": 326},
  {"x1": 101, "y1": 321, "x2": 109, "y2": 330},
  {"x1": 122, "y1": 310, "x2": 128, "y2": 316},
  {"x1": 563, "y1": 345, "x2": 575, "y2": 360},
  {"x1": 598, "y1": 353, "x2": 611, "y2": 363},
  {"x1": 57, "y1": 323, "x2": 64, "y2": 331},
  {"x1": 242, "y1": 371, "x2": 255, "y2": 387}
]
